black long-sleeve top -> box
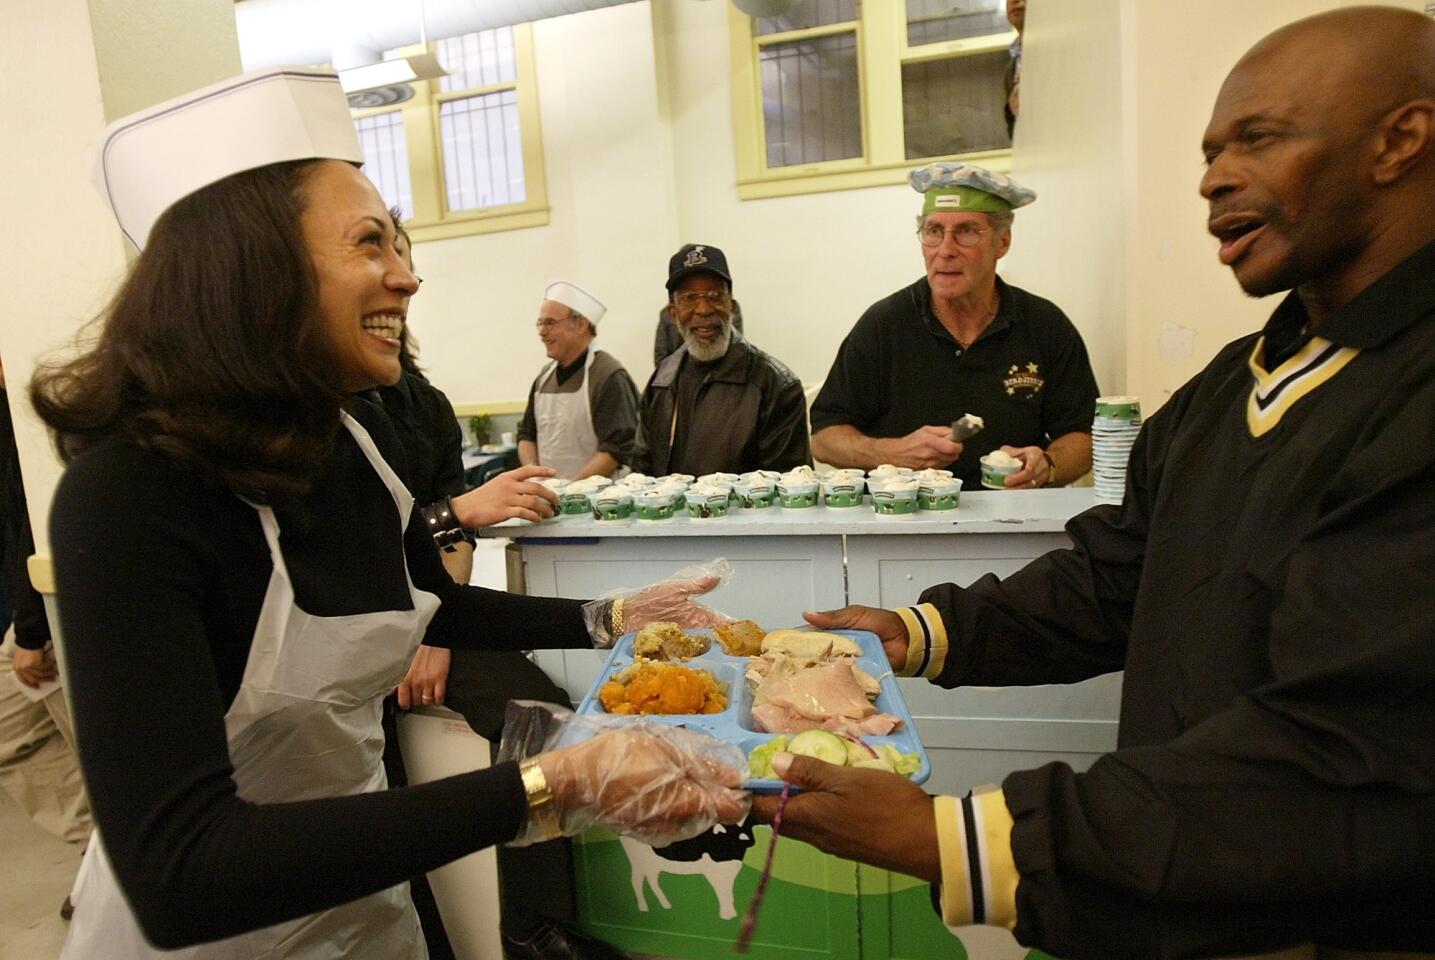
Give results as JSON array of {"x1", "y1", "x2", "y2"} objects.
[
  {"x1": 49, "y1": 398, "x2": 591, "y2": 949},
  {"x1": 909, "y1": 240, "x2": 1435, "y2": 955},
  {"x1": 2, "y1": 388, "x2": 50, "y2": 649}
]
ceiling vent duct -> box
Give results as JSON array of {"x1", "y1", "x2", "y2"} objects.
[{"x1": 235, "y1": 0, "x2": 650, "y2": 72}]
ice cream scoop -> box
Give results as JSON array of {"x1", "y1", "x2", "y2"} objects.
[{"x1": 950, "y1": 413, "x2": 984, "y2": 442}]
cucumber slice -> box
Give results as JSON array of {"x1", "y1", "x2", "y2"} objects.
[
  {"x1": 841, "y1": 735, "x2": 879, "y2": 767},
  {"x1": 787, "y1": 729, "x2": 848, "y2": 765}
]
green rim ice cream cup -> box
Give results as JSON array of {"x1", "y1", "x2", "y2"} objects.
[
  {"x1": 559, "y1": 492, "x2": 591, "y2": 515},
  {"x1": 732, "y1": 481, "x2": 775, "y2": 509},
  {"x1": 686, "y1": 493, "x2": 730, "y2": 519},
  {"x1": 872, "y1": 488, "x2": 919, "y2": 515},
  {"x1": 821, "y1": 477, "x2": 866, "y2": 507},
  {"x1": 634, "y1": 491, "x2": 675, "y2": 520},
  {"x1": 979, "y1": 454, "x2": 1023, "y2": 489},
  {"x1": 1095, "y1": 395, "x2": 1142, "y2": 420},
  {"x1": 592, "y1": 493, "x2": 633, "y2": 520},
  {"x1": 777, "y1": 482, "x2": 819, "y2": 508},
  {"x1": 918, "y1": 479, "x2": 963, "y2": 510}
]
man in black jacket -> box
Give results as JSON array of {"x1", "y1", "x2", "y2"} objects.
[
  {"x1": 753, "y1": 7, "x2": 1435, "y2": 957},
  {"x1": 632, "y1": 244, "x2": 811, "y2": 476}
]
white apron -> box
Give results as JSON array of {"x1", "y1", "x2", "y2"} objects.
[
  {"x1": 534, "y1": 351, "x2": 600, "y2": 480},
  {"x1": 62, "y1": 412, "x2": 442, "y2": 960}
]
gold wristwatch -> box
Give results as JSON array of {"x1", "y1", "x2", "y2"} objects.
[{"x1": 518, "y1": 757, "x2": 561, "y2": 840}]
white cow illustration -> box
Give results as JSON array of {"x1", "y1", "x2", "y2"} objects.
[{"x1": 615, "y1": 823, "x2": 755, "y2": 920}]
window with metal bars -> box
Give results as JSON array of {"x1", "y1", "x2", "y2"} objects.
[
  {"x1": 348, "y1": 24, "x2": 548, "y2": 241},
  {"x1": 732, "y1": 0, "x2": 1015, "y2": 199}
]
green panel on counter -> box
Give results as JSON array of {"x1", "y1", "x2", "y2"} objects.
[
  {"x1": 858, "y1": 862, "x2": 965, "y2": 960},
  {"x1": 574, "y1": 827, "x2": 859, "y2": 960},
  {"x1": 575, "y1": 830, "x2": 1064, "y2": 960}
]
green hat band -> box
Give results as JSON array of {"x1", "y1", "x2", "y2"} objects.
[{"x1": 922, "y1": 186, "x2": 1012, "y2": 215}]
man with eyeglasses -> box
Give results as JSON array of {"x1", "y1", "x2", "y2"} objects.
[
  {"x1": 632, "y1": 243, "x2": 811, "y2": 476},
  {"x1": 516, "y1": 281, "x2": 640, "y2": 480},
  {"x1": 810, "y1": 161, "x2": 1098, "y2": 491}
]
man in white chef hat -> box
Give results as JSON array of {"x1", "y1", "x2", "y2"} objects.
[{"x1": 516, "y1": 281, "x2": 640, "y2": 480}]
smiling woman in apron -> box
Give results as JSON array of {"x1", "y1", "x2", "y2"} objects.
[
  {"x1": 30, "y1": 69, "x2": 747, "y2": 959},
  {"x1": 517, "y1": 281, "x2": 640, "y2": 481}
]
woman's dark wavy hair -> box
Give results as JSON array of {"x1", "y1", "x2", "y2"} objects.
[
  {"x1": 30, "y1": 159, "x2": 350, "y2": 502},
  {"x1": 390, "y1": 206, "x2": 424, "y2": 378}
]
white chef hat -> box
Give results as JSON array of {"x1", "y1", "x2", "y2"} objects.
[
  {"x1": 544, "y1": 281, "x2": 607, "y2": 325},
  {"x1": 95, "y1": 67, "x2": 364, "y2": 249}
]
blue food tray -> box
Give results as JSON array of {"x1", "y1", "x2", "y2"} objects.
[{"x1": 573, "y1": 628, "x2": 931, "y2": 793}]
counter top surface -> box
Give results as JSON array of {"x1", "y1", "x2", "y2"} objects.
[{"x1": 480, "y1": 488, "x2": 1098, "y2": 538}]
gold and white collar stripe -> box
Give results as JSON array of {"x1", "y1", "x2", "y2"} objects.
[{"x1": 1246, "y1": 334, "x2": 1359, "y2": 438}]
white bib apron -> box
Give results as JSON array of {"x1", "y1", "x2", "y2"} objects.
[
  {"x1": 534, "y1": 351, "x2": 601, "y2": 480},
  {"x1": 62, "y1": 412, "x2": 442, "y2": 960}
]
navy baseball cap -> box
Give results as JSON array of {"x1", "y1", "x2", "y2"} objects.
[{"x1": 666, "y1": 243, "x2": 733, "y2": 293}]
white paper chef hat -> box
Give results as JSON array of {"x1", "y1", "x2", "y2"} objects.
[
  {"x1": 94, "y1": 68, "x2": 364, "y2": 249},
  {"x1": 544, "y1": 281, "x2": 607, "y2": 326}
]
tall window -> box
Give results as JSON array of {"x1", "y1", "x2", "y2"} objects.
[
  {"x1": 349, "y1": 25, "x2": 548, "y2": 241},
  {"x1": 731, "y1": 0, "x2": 1015, "y2": 199},
  {"x1": 755, "y1": 1, "x2": 862, "y2": 168},
  {"x1": 436, "y1": 27, "x2": 528, "y2": 211},
  {"x1": 355, "y1": 111, "x2": 414, "y2": 217}
]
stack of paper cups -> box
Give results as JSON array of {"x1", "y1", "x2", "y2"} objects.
[{"x1": 1092, "y1": 396, "x2": 1142, "y2": 504}]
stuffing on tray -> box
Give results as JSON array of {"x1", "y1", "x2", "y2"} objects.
[
  {"x1": 632, "y1": 621, "x2": 710, "y2": 661},
  {"x1": 598, "y1": 661, "x2": 727, "y2": 715},
  {"x1": 714, "y1": 619, "x2": 766, "y2": 656},
  {"x1": 760, "y1": 629, "x2": 862, "y2": 659}
]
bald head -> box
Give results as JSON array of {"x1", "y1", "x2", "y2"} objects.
[
  {"x1": 1200, "y1": 6, "x2": 1435, "y2": 310},
  {"x1": 1243, "y1": 7, "x2": 1435, "y2": 109}
]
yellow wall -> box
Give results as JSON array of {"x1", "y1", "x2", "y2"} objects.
[
  {"x1": 0, "y1": 0, "x2": 241, "y2": 554},
  {"x1": 1, "y1": 3, "x2": 125, "y2": 558},
  {"x1": 88, "y1": 0, "x2": 242, "y2": 120},
  {"x1": 1120, "y1": 0, "x2": 1427, "y2": 411},
  {"x1": 999, "y1": 0, "x2": 1127, "y2": 397}
]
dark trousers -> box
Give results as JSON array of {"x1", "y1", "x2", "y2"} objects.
[{"x1": 383, "y1": 648, "x2": 577, "y2": 958}]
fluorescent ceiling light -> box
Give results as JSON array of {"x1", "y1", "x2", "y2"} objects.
[{"x1": 338, "y1": 53, "x2": 447, "y2": 93}]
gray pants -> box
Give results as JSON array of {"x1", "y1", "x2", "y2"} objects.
[{"x1": 0, "y1": 626, "x2": 91, "y2": 844}]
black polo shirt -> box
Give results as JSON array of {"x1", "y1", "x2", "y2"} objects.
[{"x1": 810, "y1": 276, "x2": 1099, "y2": 488}]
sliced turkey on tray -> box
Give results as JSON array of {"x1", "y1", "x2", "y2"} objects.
[{"x1": 750, "y1": 657, "x2": 903, "y2": 736}]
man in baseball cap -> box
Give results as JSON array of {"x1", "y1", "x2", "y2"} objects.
[{"x1": 632, "y1": 243, "x2": 811, "y2": 476}]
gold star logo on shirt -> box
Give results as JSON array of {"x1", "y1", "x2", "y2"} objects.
[
  {"x1": 1026, "y1": 362, "x2": 1039, "y2": 373},
  {"x1": 1006, "y1": 387, "x2": 1016, "y2": 395}
]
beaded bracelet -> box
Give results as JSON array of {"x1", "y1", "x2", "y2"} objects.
[{"x1": 610, "y1": 596, "x2": 626, "y2": 637}]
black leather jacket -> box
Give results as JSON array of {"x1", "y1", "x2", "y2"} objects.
[{"x1": 632, "y1": 336, "x2": 811, "y2": 476}]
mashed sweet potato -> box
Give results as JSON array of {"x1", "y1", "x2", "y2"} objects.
[{"x1": 598, "y1": 662, "x2": 727, "y2": 715}]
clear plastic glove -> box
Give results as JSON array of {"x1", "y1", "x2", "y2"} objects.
[
  {"x1": 580, "y1": 558, "x2": 736, "y2": 648},
  {"x1": 499, "y1": 701, "x2": 751, "y2": 847}
]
